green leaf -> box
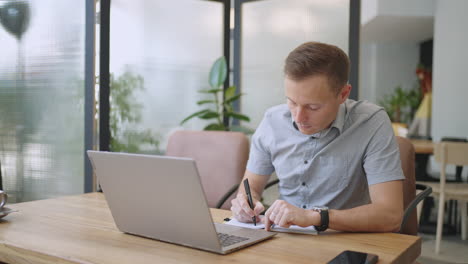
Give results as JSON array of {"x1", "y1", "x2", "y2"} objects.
[
  {"x1": 180, "y1": 109, "x2": 210, "y2": 124},
  {"x1": 225, "y1": 86, "x2": 236, "y2": 100},
  {"x1": 225, "y1": 93, "x2": 243, "y2": 104},
  {"x1": 226, "y1": 111, "x2": 250, "y2": 122},
  {"x1": 197, "y1": 100, "x2": 216, "y2": 105},
  {"x1": 199, "y1": 110, "x2": 220, "y2": 119},
  {"x1": 204, "y1": 123, "x2": 226, "y2": 131},
  {"x1": 199, "y1": 88, "x2": 223, "y2": 94},
  {"x1": 224, "y1": 103, "x2": 233, "y2": 113},
  {"x1": 209, "y1": 56, "x2": 227, "y2": 89}
]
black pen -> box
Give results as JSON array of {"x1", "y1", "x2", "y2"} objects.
[{"x1": 243, "y1": 178, "x2": 257, "y2": 226}]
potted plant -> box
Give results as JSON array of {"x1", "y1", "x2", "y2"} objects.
[
  {"x1": 379, "y1": 85, "x2": 421, "y2": 125},
  {"x1": 180, "y1": 56, "x2": 252, "y2": 133}
]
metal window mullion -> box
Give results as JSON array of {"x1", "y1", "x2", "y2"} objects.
[
  {"x1": 99, "y1": 0, "x2": 110, "y2": 152},
  {"x1": 84, "y1": 0, "x2": 96, "y2": 192}
]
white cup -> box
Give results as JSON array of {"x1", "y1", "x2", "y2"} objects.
[{"x1": 0, "y1": 190, "x2": 8, "y2": 209}]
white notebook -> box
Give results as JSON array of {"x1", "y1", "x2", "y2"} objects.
[{"x1": 225, "y1": 218, "x2": 317, "y2": 235}]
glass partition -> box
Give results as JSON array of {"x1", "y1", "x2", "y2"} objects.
[
  {"x1": 109, "y1": 0, "x2": 223, "y2": 154},
  {"x1": 0, "y1": 0, "x2": 85, "y2": 202}
]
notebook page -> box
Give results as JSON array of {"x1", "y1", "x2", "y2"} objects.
[{"x1": 225, "y1": 218, "x2": 317, "y2": 234}]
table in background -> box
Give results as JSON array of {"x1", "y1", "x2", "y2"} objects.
[
  {"x1": 410, "y1": 139, "x2": 434, "y2": 155},
  {"x1": 0, "y1": 193, "x2": 421, "y2": 264},
  {"x1": 410, "y1": 139, "x2": 435, "y2": 181}
]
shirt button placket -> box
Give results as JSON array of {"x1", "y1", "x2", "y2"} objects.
[{"x1": 300, "y1": 139, "x2": 313, "y2": 207}]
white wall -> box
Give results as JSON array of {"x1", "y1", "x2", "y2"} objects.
[
  {"x1": 378, "y1": 0, "x2": 434, "y2": 17},
  {"x1": 359, "y1": 0, "x2": 430, "y2": 105},
  {"x1": 359, "y1": 43, "x2": 377, "y2": 102},
  {"x1": 361, "y1": 0, "x2": 434, "y2": 25},
  {"x1": 361, "y1": 0, "x2": 378, "y2": 25},
  {"x1": 432, "y1": 0, "x2": 468, "y2": 140},
  {"x1": 359, "y1": 43, "x2": 420, "y2": 104}
]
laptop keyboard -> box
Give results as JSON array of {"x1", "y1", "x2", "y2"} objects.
[{"x1": 217, "y1": 232, "x2": 249, "y2": 247}]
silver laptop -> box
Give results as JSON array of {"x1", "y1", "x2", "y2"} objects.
[{"x1": 87, "y1": 151, "x2": 275, "y2": 254}]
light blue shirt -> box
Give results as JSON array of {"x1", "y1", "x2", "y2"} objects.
[{"x1": 246, "y1": 99, "x2": 404, "y2": 210}]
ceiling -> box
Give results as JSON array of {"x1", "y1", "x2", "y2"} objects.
[{"x1": 361, "y1": 15, "x2": 434, "y2": 43}]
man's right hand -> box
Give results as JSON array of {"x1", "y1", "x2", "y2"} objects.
[{"x1": 230, "y1": 192, "x2": 265, "y2": 223}]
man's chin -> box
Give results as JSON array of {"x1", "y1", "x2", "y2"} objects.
[{"x1": 298, "y1": 127, "x2": 318, "y2": 135}]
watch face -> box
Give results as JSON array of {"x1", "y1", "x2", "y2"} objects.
[
  {"x1": 313, "y1": 206, "x2": 329, "y2": 211},
  {"x1": 312, "y1": 206, "x2": 329, "y2": 232}
]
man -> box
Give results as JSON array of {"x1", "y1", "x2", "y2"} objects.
[{"x1": 231, "y1": 42, "x2": 404, "y2": 233}]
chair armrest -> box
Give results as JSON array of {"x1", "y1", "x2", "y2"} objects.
[
  {"x1": 264, "y1": 178, "x2": 279, "y2": 189},
  {"x1": 215, "y1": 179, "x2": 281, "y2": 209},
  {"x1": 215, "y1": 184, "x2": 239, "y2": 209},
  {"x1": 399, "y1": 184, "x2": 432, "y2": 233}
]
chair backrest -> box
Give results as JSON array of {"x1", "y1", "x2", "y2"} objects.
[
  {"x1": 434, "y1": 142, "x2": 468, "y2": 167},
  {"x1": 166, "y1": 130, "x2": 249, "y2": 209},
  {"x1": 396, "y1": 136, "x2": 418, "y2": 235},
  {"x1": 434, "y1": 142, "x2": 468, "y2": 184}
]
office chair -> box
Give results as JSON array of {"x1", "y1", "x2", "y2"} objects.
[
  {"x1": 397, "y1": 136, "x2": 432, "y2": 235},
  {"x1": 217, "y1": 136, "x2": 432, "y2": 236},
  {"x1": 166, "y1": 130, "x2": 249, "y2": 210}
]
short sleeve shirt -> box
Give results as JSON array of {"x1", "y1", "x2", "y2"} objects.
[{"x1": 246, "y1": 99, "x2": 404, "y2": 210}]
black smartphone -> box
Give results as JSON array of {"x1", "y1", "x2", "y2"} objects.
[{"x1": 327, "y1": 250, "x2": 378, "y2": 264}]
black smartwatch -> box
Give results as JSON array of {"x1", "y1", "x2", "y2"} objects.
[{"x1": 312, "y1": 206, "x2": 329, "y2": 232}]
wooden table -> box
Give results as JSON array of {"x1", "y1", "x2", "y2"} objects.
[
  {"x1": 410, "y1": 139, "x2": 436, "y2": 181},
  {"x1": 0, "y1": 193, "x2": 421, "y2": 264},
  {"x1": 410, "y1": 139, "x2": 434, "y2": 154}
]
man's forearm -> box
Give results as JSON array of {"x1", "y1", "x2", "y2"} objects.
[
  {"x1": 328, "y1": 203, "x2": 402, "y2": 232},
  {"x1": 263, "y1": 181, "x2": 403, "y2": 232},
  {"x1": 237, "y1": 171, "x2": 271, "y2": 201}
]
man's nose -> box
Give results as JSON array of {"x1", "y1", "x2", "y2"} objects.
[{"x1": 295, "y1": 107, "x2": 308, "y2": 123}]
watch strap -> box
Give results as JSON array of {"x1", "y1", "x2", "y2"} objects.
[{"x1": 314, "y1": 208, "x2": 329, "y2": 232}]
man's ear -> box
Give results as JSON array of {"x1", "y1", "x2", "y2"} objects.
[{"x1": 339, "y1": 84, "x2": 352, "y2": 103}]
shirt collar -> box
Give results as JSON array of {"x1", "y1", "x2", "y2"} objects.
[{"x1": 330, "y1": 103, "x2": 346, "y2": 135}]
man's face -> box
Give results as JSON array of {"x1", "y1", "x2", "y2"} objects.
[{"x1": 285, "y1": 75, "x2": 351, "y2": 135}]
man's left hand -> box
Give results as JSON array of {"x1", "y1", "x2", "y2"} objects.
[{"x1": 264, "y1": 200, "x2": 319, "y2": 231}]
